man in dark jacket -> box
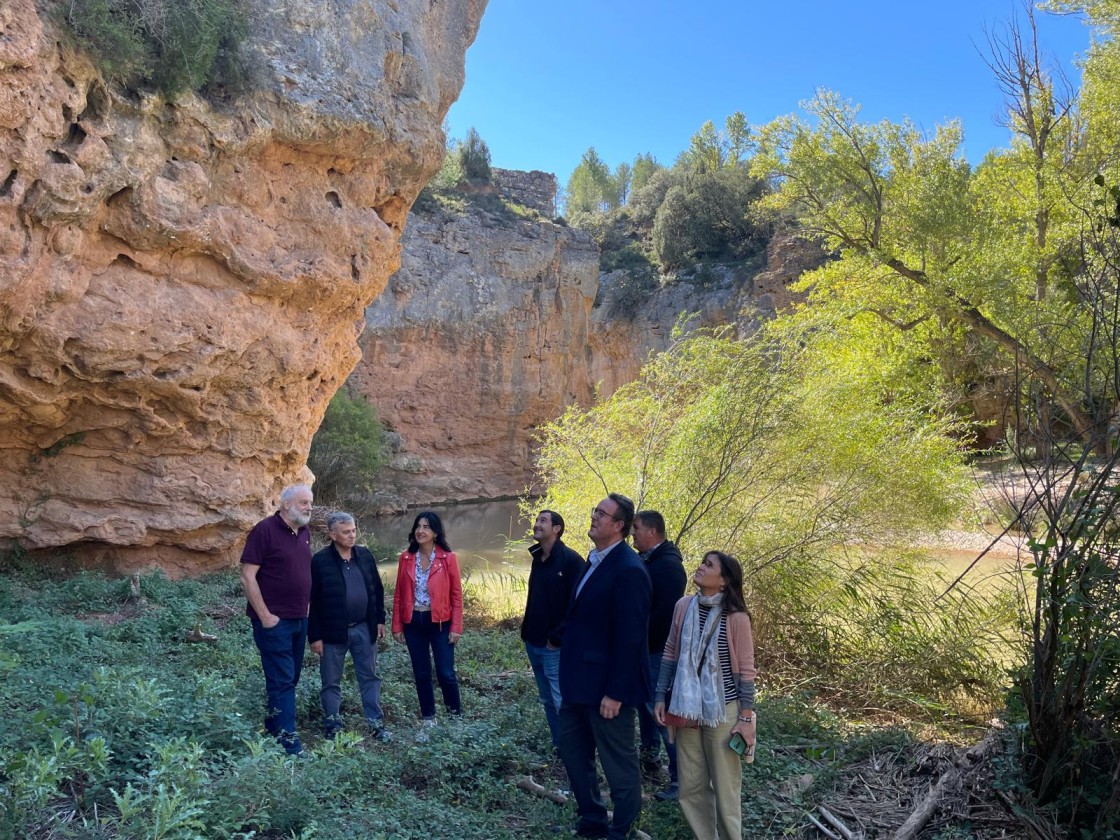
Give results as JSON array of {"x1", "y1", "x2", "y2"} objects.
[
  {"x1": 308, "y1": 512, "x2": 392, "y2": 743},
  {"x1": 633, "y1": 509, "x2": 687, "y2": 800},
  {"x1": 558, "y1": 493, "x2": 650, "y2": 840},
  {"x1": 521, "y1": 509, "x2": 585, "y2": 749}
]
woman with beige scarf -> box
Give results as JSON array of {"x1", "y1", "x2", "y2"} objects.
[{"x1": 654, "y1": 551, "x2": 757, "y2": 839}]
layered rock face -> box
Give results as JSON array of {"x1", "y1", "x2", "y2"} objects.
[
  {"x1": 349, "y1": 198, "x2": 600, "y2": 503},
  {"x1": 0, "y1": 0, "x2": 484, "y2": 573},
  {"x1": 353, "y1": 185, "x2": 820, "y2": 506}
]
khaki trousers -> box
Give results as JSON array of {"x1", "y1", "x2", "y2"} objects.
[{"x1": 674, "y1": 701, "x2": 742, "y2": 839}]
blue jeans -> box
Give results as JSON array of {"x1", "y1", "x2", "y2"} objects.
[
  {"x1": 319, "y1": 622, "x2": 384, "y2": 734},
  {"x1": 251, "y1": 616, "x2": 307, "y2": 753},
  {"x1": 638, "y1": 651, "x2": 677, "y2": 782},
  {"x1": 402, "y1": 610, "x2": 461, "y2": 719},
  {"x1": 525, "y1": 642, "x2": 563, "y2": 748}
]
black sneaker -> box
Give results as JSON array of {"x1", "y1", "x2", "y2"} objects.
[
  {"x1": 370, "y1": 725, "x2": 393, "y2": 744},
  {"x1": 654, "y1": 781, "x2": 679, "y2": 801}
]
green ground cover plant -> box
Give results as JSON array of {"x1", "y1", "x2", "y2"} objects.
[{"x1": 0, "y1": 565, "x2": 985, "y2": 839}]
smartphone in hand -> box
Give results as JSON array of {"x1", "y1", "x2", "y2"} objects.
[{"x1": 729, "y1": 732, "x2": 755, "y2": 764}]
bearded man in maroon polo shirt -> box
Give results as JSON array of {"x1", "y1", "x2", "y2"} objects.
[{"x1": 240, "y1": 484, "x2": 314, "y2": 755}]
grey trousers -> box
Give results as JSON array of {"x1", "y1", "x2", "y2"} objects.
[{"x1": 319, "y1": 622, "x2": 384, "y2": 731}]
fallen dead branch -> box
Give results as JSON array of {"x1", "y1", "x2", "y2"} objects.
[
  {"x1": 890, "y1": 724, "x2": 1002, "y2": 840},
  {"x1": 995, "y1": 790, "x2": 1061, "y2": 840},
  {"x1": 513, "y1": 775, "x2": 568, "y2": 805},
  {"x1": 819, "y1": 805, "x2": 856, "y2": 839},
  {"x1": 511, "y1": 778, "x2": 650, "y2": 839},
  {"x1": 184, "y1": 622, "x2": 218, "y2": 643}
]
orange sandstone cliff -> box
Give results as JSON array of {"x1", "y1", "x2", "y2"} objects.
[
  {"x1": 351, "y1": 177, "x2": 818, "y2": 508},
  {"x1": 0, "y1": 0, "x2": 485, "y2": 573}
]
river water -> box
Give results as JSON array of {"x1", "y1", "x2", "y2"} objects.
[
  {"x1": 358, "y1": 500, "x2": 1016, "y2": 590},
  {"x1": 361, "y1": 499, "x2": 536, "y2": 573}
]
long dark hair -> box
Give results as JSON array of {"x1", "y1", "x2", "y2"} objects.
[
  {"x1": 408, "y1": 511, "x2": 452, "y2": 554},
  {"x1": 706, "y1": 551, "x2": 748, "y2": 615}
]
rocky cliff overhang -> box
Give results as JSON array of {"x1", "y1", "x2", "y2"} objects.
[{"x1": 0, "y1": 0, "x2": 485, "y2": 574}]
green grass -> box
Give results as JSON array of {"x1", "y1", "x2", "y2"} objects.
[{"x1": 0, "y1": 566, "x2": 984, "y2": 839}]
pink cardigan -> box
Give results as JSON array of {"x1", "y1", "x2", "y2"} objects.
[{"x1": 658, "y1": 595, "x2": 757, "y2": 711}]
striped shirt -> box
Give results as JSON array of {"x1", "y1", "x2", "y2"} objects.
[{"x1": 698, "y1": 603, "x2": 738, "y2": 703}]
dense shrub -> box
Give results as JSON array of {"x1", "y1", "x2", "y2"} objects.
[
  {"x1": 307, "y1": 389, "x2": 387, "y2": 508},
  {"x1": 63, "y1": 0, "x2": 251, "y2": 97},
  {"x1": 651, "y1": 167, "x2": 772, "y2": 270},
  {"x1": 458, "y1": 127, "x2": 492, "y2": 184},
  {"x1": 625, "y1": 167, "x2": 686, "y2": 227}
]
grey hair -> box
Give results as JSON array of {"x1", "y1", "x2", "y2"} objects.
[
  {"x1": 280, "y1": 484, "x2": 312, "y2": 504},
  {"x1": 326, "y1": 511, "x2": 355, "y2": 531}
]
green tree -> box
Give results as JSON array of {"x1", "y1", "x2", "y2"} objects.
[
  {"x1": 678, "y1": 112, "x2": 753, "y2": 173},
  {"x1": 457, "y1": 127, "x2": 492, "y2": 184},
  {"x1": 995, "y1": 173, "x2": 1120, "y2": 837},
  {"x1": 679, "y1": 120, "x2": 724, "y2": 173},
  {"x1": 307, "y1": 390, "x2": 387, "y2": 508},
  {"x1": 565, "y1": 147, "x2": 614, "y2": 215},
  {"x1": 651, "y1": 166, "x2": 769, "y2": 269},
  {"x1": 531, "y1": 325, "x2": 994, "y2": 710},
  {"x1": 725, "y1": 111, "x2": 752, "y2": 167},
  {"x1": 612, "y1": 162, "x2": 632, "y2": 207},
  {"x1": 626, "y1": 167, "x2": 685, "y2": 226},
  {"x1": 630, "y1": 153, "x2": 662, "y2": 192},
  {"x1": 752, "y1": 88, "x2": 1101, "y2": 450}
]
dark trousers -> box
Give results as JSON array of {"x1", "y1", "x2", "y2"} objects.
[
  {"x1": 251, "y1": 616, "x2": 307, "y2": 753},
  {"x1": 638, "y1": 651, "x2": 677, "y2": 782},
  {"x1": 558, "y1": 702, "x2": 642, "y2": 839},
  {"x1": 402, "y1": 610, "x2": 461, "y2": 719}
]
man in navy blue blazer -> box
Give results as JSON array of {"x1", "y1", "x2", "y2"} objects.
[{"x1": 558, "y1": 492, "x2": 652, "y2": 839}]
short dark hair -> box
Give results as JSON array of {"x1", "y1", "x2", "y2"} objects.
[
  {"x1": 608, "y1": 492, "x2": 635, "y2": 539},
  {"x1": 540, "y1": 509, "x2": 565, "y2": 539},
  {"x1": 408, "y1": 511, "x2": 452, "y2": 553},
  {"x1": 634, "y1": 510, "x2": 666, "y2": 537}
]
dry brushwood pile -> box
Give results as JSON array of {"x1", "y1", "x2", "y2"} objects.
[{"x1": 797, "y1": 724, "x2": 1059, "y2": 840}]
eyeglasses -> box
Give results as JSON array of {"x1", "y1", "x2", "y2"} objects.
[{"x1": 591, "y1": 506, "x2": 622, "y2": 521}]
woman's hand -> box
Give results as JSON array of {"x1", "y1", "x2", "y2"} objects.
[
  {"x1": 653, "y1": 701, "x2": 666, "y2": 726},
  {"x1": 449, "y1": 632, "x2": 461, "y2": 644},
  {"x1": 393, "y1": 631, "x2": 404, "y2": 644},
  {"x1": 730, "y1": 711, "x2": 757, "y2": 747}
]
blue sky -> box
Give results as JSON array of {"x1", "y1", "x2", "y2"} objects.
[{"x1": 445, "y1": 1, "x2": 1092, "y2": 188}]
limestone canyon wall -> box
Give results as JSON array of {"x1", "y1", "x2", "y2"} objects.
[
  {"x1": 353, "y1": 188, "x2": 819, "y2": 507},
  {"x1": 349, "y1": 199, "x2": 600, "y2": 504},
  {"x1": 0, "y1": 0, "x2": 485, "y2": 573}
]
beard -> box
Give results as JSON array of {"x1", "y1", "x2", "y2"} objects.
[{"x1": 289, "y1": 510, "x2": 312, "y2": 528}]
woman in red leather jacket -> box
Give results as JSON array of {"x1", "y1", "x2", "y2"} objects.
[{"x1": 392, "y1": 511, "x2": 463, "y2": 736}]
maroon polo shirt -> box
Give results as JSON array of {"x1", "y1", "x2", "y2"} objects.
[{"x1": 241, "y1": 511, "x2": 312, "y2": 619}]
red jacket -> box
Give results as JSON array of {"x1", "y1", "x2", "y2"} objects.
[{"x1": 391, "y1": 547, "x2": 464, "y2": 635}]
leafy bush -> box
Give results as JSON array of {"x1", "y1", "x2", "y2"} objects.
[
  {"x1": 529, "y1": 325, "x2": 1006, "y2": 714},
  {"x1": 307, "y1": 389, "x2": 387, "y2": 509},
  {"x1": 651, "y1": 167, "x2": 772, "y2": 270},
  {"x1": 63, "y1": 0, "x2": 251, "y2": 97},
  {"x1": 458, "y1": 127, "x2": 492, "y2": 184}
]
